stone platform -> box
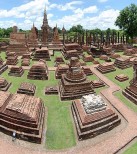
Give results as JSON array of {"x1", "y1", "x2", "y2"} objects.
[
  {"x1": 45, "y1": 86, "x2": 58, "y2": 95},
  {"x1": 72, "y1": 94, "x2": 121, "y2": 140},
  {"x1": 0, "y1": 91, "x2": 45, "y2": 143},
  {"x1": 0, "y1": 77, "x2": 11, "y2": 91},
  {"x1": 91, "y1": 80, "x2": 105, "y2": 88},
  {"x1": 96, "y1": 62, "x2": 116, "y2": 74},
  {"x1": 17, "y1": 82, "x2": 36, "y2": 96},
  {"x1": 115, "y1": 74, "x2": 129, "y2": 82},
  {"x1": 27, "y1": 60, "x2": 48, "y2": 80},
  {"x1": 8, "y1": 66, "x2": 24, "y2": 77}
]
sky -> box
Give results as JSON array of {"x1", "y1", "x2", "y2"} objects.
[{"x1": 0, "y1": 0, "x2": 136, "y2": 30}]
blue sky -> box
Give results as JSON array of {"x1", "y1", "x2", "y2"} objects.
[{"x1": 0, "y1": 0, "x2": 136, "y2": 30}]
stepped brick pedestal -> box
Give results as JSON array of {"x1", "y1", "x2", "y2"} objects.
[
  {"x1": 45, "y1": 86, "x2": 58, "y2": 95},
  {"x1": 63, "y1": 43, "x2": 82, "y2": 59},
  {"x1": 123, "y1": 58, "x2": 137, "y2": 104},
  {"x1": 0, "y1": 59, "x2": 8, "y2": 75},
  {"x1": 115, "y1": 74, "x2": 129, "y2": 82},
  {"x1": 22, "y1": 53, "x2": 31, "y2": 59},
  {"x1": 33, "y1": 47, "x2": 51, "y2": 61},
  {"x1": 55, "y1": 64, "x2": 69, "y2": 79},
  {"x1": 100, "y1": 55, "x2": 109, "y2": 61},
  {"x1": 83, "y1": 55, "x2": 94, "y2": 62},
  {"x1": 96, "y1": 62, "x2": 116, "y2": 74},
  {"x1": 59, "y1": 57, "x2": 94, "y2": 100},
  {"x1": 91, "y1": 80, "x2": 105, "y2": 88},
  {"x1": 72, "y1": 94, "x2": 121, "y2": 140},
  {"x1": 8, "y1": 66, "x2": 24, "y2": 77},
  {"x1": 6, "y1": 52, "x2": 18, "y2": 65},
  {"x1": 27, "y1": 60, "x2": 48, "y2": 80},
  {"x1": 114, "y1": 57, "x2": 132, "y2": 69},
  {"x1": 82, "y1": 66, "x2": 93, "y2": 76},
  {"x1": 0, "y1": 91, "x2": 45, "y2": 143},
  {"x1": 17, "y1": 82, "x2": 36, "y2": 96},
  {"x1": 0, "y1": 77, "x2": 11, "y2": 91},
  {"x1": 21, "y1": 58, "x2": 30, "y2": 66},
  {"x1": 54, "y1": 56, "x2": 65, "y2": 67}
]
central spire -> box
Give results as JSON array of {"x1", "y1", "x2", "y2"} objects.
[{"x1": 42, "y1": 5, "x2": 48, "y2": 28}]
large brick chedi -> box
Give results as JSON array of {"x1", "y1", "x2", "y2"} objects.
[
  {"x1": 123, "y1": 58, "x2": 137, "y2": 104},
  {"x1": 72, "y1": 94, "x2": 121, "y2": 140},
  {"x1": 27, "y1": 60, "x2": 48, "y2": 80},
  {"x1": 59, "y1": 57, "x2": 94, "y2": 100},
  {"x1": 0, "y1": 91, "x2": 45, "y2": 143}
]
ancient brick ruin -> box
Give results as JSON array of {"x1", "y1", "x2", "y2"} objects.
[
  {"x1": 114, "y1": 57, "x2": 132, "y2": 69},
  {"x1": 62, "y1": 43, "x2": 82, "y2": 59},
  {"x1": 21, "y1": 58, "x2": 30, "y2": 66},
  {"x1": 123, "y1": 58, "x2": 137, "y2": 104},
  {"x1": 59, "y1": 57, "x2": 94, "y2": 100},
  {"x1": 0, "y1": 77, "x2": 11, "y2": 91},
  {"x1": 83, "y1": 55, "x2": 94, "y2": 62},
  {"x1": 0, "y1": 91, "x2": 45, "y2": 143},
  {"x1": 45, "y1": 86, "x2": 58, "y2": 95},
  {"x1": 7, "y1": 27, "x2": 29, "y2": 56},
  {"x1": 17, "y1": 82, "x2": 36, "y2": 96},
  {"x1": 115, "y1": 74, "x2": 129, "y2": 82},
  {"x1": 55, "y1": 64, "x2": 69, "y2": 79},
  {"x1": 72, "y1": 94, "x2": 121, "y2": 140},
  {"x1": 6, "y1": 52, "x2": 18, "y2": 65},
  {"x1": 91, "y1": 80, "x2": 105, "y2": 88},
  {"x1": 0, "y1": 58, "x2": 8, "y2": 75},
  {"x1": 27, "y1": 60, "x2": 48, "y2": 80},
  {"x1": 33, "y1": 47, "x2": 51, "y2": 61},
  {"x1": 97, "y1": 62, "x2": 116, "y2": 74},
  {"x1": 54, "y1": 56, "x2": 65, "y2": 67},
  {"x1": 8, "y1": 66, "x2": 24, "y2": 77}
]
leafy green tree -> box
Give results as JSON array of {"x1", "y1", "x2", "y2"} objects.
[{"x1": 115, "y1": 4, "x2": 137, "y2": 40}]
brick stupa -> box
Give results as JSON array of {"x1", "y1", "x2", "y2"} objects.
[
  {"x1": 0, "y1": 77, "x2": 11, "y2": 91},
  {"x1": 59, "y1": 57, "x2": 94, "y2": 100},
  {"x1": 0, "y1": 91, "x2": 45, "y2": 143},
  {"x1": 123, "y1": 58, "x2": 137, "y2": 104},
  {"x1": 72, "y1": 94, "x2": 121, "y2": 140},
  {"x1": 27, "y1": 60, "x2": 48, "y2": 80}
]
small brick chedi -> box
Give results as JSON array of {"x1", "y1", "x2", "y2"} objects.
[
  {"x1": 0, "y1": 91, "x2": 45, "y2": 143},
  {"x1": 97, "y1": 62, "x2": 116, "y2": 74},
  {"x1": 115, "y1": 74, "x2": 129, "y2": 82},
  {"x1": 8, "y1": 66, "x2": 24, "y2": 77},
  {"x1": 59, "y1": 57, "x2": 94, "y2": 100},
  {"x1": 17, "y1": 82, "x2": 36, "y2": 96},
  {"x1": 63, "y1": 43, "x2": 82, "y2": 59},
  {"x1": 72, "y1": 94, "x2": 121, "y2": 140},
  {"x1": 6, "y1": 52, "x2": 18, "y2": 65},
  {"x1": 0, "y1": 57, "x2": 8, "y2": 75},
  {"x1": 114, "y1": 57, "x2": 132, "y2": 69},
  {"x1": 27, "y1": 60, "x2": 48, "y2": 80},
  {"x1": 0, "y1": 77, "x2": 11, "y2": 91},
  {"x1": 123, "y1": 58, "x2": 137, "y2": 104},
  {"x1": 33, "y1": 47, "x2": 51, "y2": 61}
]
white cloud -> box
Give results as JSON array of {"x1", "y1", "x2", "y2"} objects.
[
  {"x1": 49, "y1": 1, "x2": 83, "y2": 11},
  {"x1": 74, "y1": 6, "x2": 98, "y2": 14},
  {"x1": 98, "y1": 0, "x2": 108, "y2": 3},
  {"x1": 48, "y1": 9, "x2": 120, "y2": 30}
]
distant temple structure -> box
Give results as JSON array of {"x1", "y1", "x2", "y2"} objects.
[{"x1": 41, "y1": 6, "x2": 53, "y2": 44}]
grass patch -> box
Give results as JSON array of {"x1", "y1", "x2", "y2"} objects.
[{"x1": 123, "y1": 142, "x2": 137, "y2": 154}]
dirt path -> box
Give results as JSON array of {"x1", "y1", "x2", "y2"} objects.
[{"x1": 1, "y1": 65, "x2": 137, "y2": 154}]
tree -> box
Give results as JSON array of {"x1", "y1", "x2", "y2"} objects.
[
  {"x1": 115, "y1": 4, "x2": 137, "y2": 40},
  {"x1": 69, "y1": 25, "x2": 84, "y2": 34}
]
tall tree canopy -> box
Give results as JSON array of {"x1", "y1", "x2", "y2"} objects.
[{"x1": 115, "y1": 4, "x2": 137, "y2": 39}]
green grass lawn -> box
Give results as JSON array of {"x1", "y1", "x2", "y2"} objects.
[{"x1": 123, "y1": 142, "x2": 137, "y2": 154}]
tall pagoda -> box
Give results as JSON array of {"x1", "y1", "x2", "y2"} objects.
[{"x1": 41, "y1": 7, "x2": 51, "y2": 44}]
